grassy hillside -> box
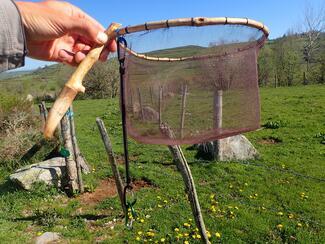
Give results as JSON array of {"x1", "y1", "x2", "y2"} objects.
[{"x1": 0, "y1": 85, "x2": 324, "y2": 243}]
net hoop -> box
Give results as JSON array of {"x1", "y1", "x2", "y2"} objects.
[{"x1": 116, "y1": 17, "x2": 269, "y2": 61}]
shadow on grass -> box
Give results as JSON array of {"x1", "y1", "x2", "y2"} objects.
[{"x1": 0, "y1": 179, "x2": 22, "y2": 196}]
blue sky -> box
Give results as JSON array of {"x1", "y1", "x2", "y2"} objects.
[{"x1": 18, "y1": 0, "x2": 324, "y2": 70}]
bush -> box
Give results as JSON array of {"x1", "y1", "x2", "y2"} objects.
[{"x1": 0, "y1": 92, "x2": 39, "y2": 162}]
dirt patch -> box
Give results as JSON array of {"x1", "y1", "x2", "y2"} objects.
[
  {"x1": 78, "y1": 178, "x2": 152, "y2": 206},
  {"x1": 259, "y1": 136, "x2": 282, "y2": 144}
]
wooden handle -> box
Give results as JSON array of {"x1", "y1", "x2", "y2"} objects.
[{"x1": 44, "y1": 23, "x2": 121, "y2": 139}]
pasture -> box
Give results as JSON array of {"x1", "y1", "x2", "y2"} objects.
[{"x1": 0, "y1": 85, "x2": 324, "y2": 243}]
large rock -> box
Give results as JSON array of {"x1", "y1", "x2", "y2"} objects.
[
  {"x1": 35, "y1": 232, "x2": 61, "y2": 244},
  {"x1": 218, "y1": 135, "x2": 259, "y2": 161},
  {"x1": 10, "y1": 157, "x2": 66, "y2": 190},
  {"x1": 195, "y1": 135, "x2": 258, "y2": 161}
]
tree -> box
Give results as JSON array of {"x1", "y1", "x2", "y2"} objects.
[
  {"x1": 82, "y1": 59, "x2": 119, "y2": 99},
  {"x1": 302, "y1": 3, "x2": 325, "y2": 82},
  {"x1": 258, "y1": 44, "x2": 275, "y2": 86}
]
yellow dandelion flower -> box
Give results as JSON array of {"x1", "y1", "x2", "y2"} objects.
[
  {"x1": 196, "y1": 234, "x2": 201, "y2": 239},
  {"x1": 288, "y1": 213, "x2": 294, "y2": 219},
  {"x1": 140, "y1": 218, "x2": 145, "y2": 223},
  {"x1": 192, "y1": 235, "x2": 196, "y2": 239},
  {"x1": 229, "y1": 184, "x2": 233, "y2": 189},
  {"x1": 210, "y1": 194, "x2": 215, "y2": 199},
  {"x1": 146, "y1": 231, "x2": 155, "y2": 237},
  {"x1": 297, "y1": 223, "x2": 302, "y2": 227},
  {"x1": 138, "y1": 231, "x2": 143, "y2": 235},
  {"x1": 188, "y1": 218, "x2": 193, "y2": 222},
  {"x1": 215, "y1": 232, "x2": 221, "y2": 238},
  {"x1": 184, "y1": 233, "x2": 189, "y2": 237},
  {"x1": 174, "y1": 228, "x2": 179, "y2": 232},
  {"x1": 136, "y1": 236, "x2": 141, "y2": 241},
  {"x1": 195, "y1": 228, "x2": 199, "y2": 232},
  {"x1": 254, "y1": 193, "x2": 258, "y2": 197},
  {"x1": 163, "y1": 200, "x2": 168, "y2": 204},
  {"x1": 157, "y1": 196, "x2": 161, "y2": 200},
  {"x1": 184, "y1": 241, "x2": 189, "y2": 244},
  {"x1": 244, "y1": 183, "x2": 248, "y2": 186},
  {"x1": 239, "y1": 189, "x2": 243, "y2": 192},
  {"x1": 206, "y1": 231, "x2": 211, "y2": 238},
  {"x1": 277, "y1": 212, "x2": 284, "y2": 216},
  {"x1": 183, "y1": 222, "x2": 191, "y2": 228},
  {"x1": 160, "y1": 238, "x2": 165, "y2": 242},
  {"x1": 36, "y1": 232, "x2": 43, "y2": 236},
  {"x1": 234, "y1": 206, "x2": 239, "y2": 210},
  {"x1": 276, "y1": 224, "x2": 283, "y2": 229},
  {"x1": 158, "y1": 204, "x2": 162, "y2": 208}
]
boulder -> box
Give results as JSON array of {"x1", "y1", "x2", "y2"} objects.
[
  {"x1": 194, "y1": 134, "x2": 258, "y2": 161},
  {"x1": 218, "y1": 135, "x2": 259, "y2": 161},
  {"x1": 35, "y1": 232, "x2": 61, "y2": 244},
  {"x1": 10, "y1": 157, "x2": 66, "y2": 190}
]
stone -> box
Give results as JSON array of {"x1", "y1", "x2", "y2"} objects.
[
  {"x1": 194, "y1": 134, "x2": 259, "y2": 161},
  {"x1": 10, "y1": 157, "x2": 66, "y2": 190},
  {"x1": 218, "y1": 135, "x2": 259, "y2": 161},
  {"x1": 35, "y1": 232, "x2": 61, "y2": 244}
]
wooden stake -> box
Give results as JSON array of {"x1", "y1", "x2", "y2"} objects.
[
  {"x1": 96, "y1": 118, "x2": 126, "y2": 215},
  {"x1": 61, "y1": 113, "x2": 79, "y2": 194},
  {"x1": 69, "y1": 106, "x2": 84, "y2": 193},
  {"x1": 137, "y1": 88, "x2": 145, "y2": 120},
  {"x1": 180, "y1": 84, "x2": 188, "y2": 139},
  {"x1": 213, "y1": 90, "x2": 223, "y2": 160},
  {"x1": 158, "y1": 86, "x2": 163, "y2": 125},
  {"x1": 160, "y1": 124, "x2": 210, "y2": 244}
]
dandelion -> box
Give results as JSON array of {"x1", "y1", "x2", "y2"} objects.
[
  {"x1": 297, "y1": 223, "x2": 302, "y2": 227},
  {"x1": 288, "y1": 213, "x2": 294, "y2": 219},
  {"x1": 281, "y1": 164, "x2": 286, "y2": 169},
  {"x1": 184, "y1": 241, "x2": 189, "y2": 244},
  {"x1": 277, "y1": 211, "x2": 284, "y2": 216},
  {"x1": 196, "y1": 234, "x2": 201, "y2": 239},
  {"x1": 146, "y1": 231, "x2": 155, "y2": 237},
  {"x1": 183, "y1": 222, "x2": 191, "y2": 228},
  {"x1": 239, "y1": 189, "x2": 243, "y2": 192},
  {"x1": 163, "y1": 200, "x2": 168, "y2": 204},
  {"x1": 188, "y1": 218, "x2": 193, "y2": 222},
  {"x1": 184, "y1": 233, "x2": 189, "y2": 237},
  {"x1": 244, "y1": 182, "x2": 248, "y2": 186},
  {"x1": 206, "y1": 231, "x2": 211, "y2": 238},
  {"x1": 234, "y1": 206, "x2": 239, "y2": 210},
  {"x1": 138, "y1": 231, "x2": 143, "y2": 235},
  {"x1": 174, "y1": 228, "x2": 179, "y2": 232},
  {"x1": 192, "y1": 235, "x2": 196, "y2": 239},
  {"x1": 276, "y1": 224, "x2": 283, "y2": 230},
  {"x1": 254, "y1": 193, "x2": 258, "y2": 197},
  {"x1": 136, "y1": 236, "x2": 141, "y2": 241},
  {"x1": 229, "y1": 184, "x2": 233, "y2": 189},
  {"x1": 215, "y1": 232, "x2": 221, "y2": 238},
  {"x1": 36, "y1": 232, "x2": 43, "y2": 236},
  {"x1": 160, "y1": 238, "x2": 165, "y2": 242},
  {"x1": 157, "y1": 196, "x2": 161, "y2": 200},
  {"x1": 158, "y1": 204, "x2": 163, "y2": 208},
  {"x1": 210, "y1": 194, "x2": 215, "y2": 199}
]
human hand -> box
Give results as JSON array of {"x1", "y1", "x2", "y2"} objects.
[{"x1": 16, "y1": 1, "x2": 116, "y2": 66}]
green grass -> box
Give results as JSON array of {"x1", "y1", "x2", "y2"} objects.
[{"x1": 0, "y1": 85, "x2": 324, "y2": 243}]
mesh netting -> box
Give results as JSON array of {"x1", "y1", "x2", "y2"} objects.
[{"x1": 118, "y1": 23, "x2": 266, "y2": 145}]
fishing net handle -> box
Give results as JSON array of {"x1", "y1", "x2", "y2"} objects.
[{"x1": 43, "y1": 23, "x2": 121, "y2": 139}]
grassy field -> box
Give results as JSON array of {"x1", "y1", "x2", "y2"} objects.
[{"x1": 0, "y1": 85, "x2": 324, "y2": 243}]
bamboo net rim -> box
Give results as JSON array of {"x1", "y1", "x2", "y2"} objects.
[{"x1": 116, "y1": 17, "x2": 269, "y2": 61}]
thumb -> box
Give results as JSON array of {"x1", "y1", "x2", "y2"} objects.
[{"x1": 68, "y1": 17, "x2": 108, "y2": 45}]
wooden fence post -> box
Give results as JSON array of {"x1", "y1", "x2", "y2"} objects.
[
  {"x1": 180, "y1": 84, "x2": 188, "y2": 139},
  {"x1": 137, "y1": 88, "x2": 145, "y2": 120},
  {"x1": 213, "y1": 90, "x2": 223, "y2": 160},
  {"x1": 61, "y1": 113, "x2": 79, "y2": 194},
  {"x1": 96, "y1": 118, "x2": 126, "y2": 215},
  {"x1": 69, "y1": 106, "x2": 85, "y2": 193}
]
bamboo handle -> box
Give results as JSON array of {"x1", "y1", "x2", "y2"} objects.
[{"x1": 44, "y1": 23, "x2": 121, "y2": 139}]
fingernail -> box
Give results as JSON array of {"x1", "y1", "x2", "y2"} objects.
[{"x1": 97, "y1": 32, "x2": 108, "y2": 44}]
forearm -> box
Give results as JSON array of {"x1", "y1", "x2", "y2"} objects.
[{"x1": 0, "y1": 0, "x2": 27, "y2": 72}]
